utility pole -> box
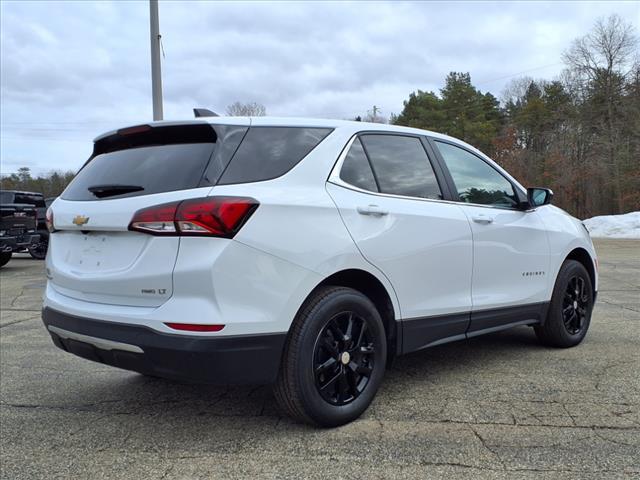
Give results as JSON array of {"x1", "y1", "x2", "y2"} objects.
[{"x1": 149, "y1": 0, "x2": 163, "y2": 120}]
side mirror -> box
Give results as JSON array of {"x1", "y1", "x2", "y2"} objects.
[{"x1": 527, "y1": 187, "x2": 553, "y2": 208}]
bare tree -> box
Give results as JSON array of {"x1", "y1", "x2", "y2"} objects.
[
  {"x1": 563, "y1": 14, "x2": 638, "y2": 82},
  {"x1": 563, "y1": 14, "x2": 639, "y2": 213},
  {"x1": 225, "y1": 101, "x2": 267, "y2": 117},
  {"x1": 363, "y1": 105, "x2": 387, "y2": 123}
]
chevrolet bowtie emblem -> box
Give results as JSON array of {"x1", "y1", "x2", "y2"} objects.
[{"x1": 72, "y1": 215, "x2": 90, "y2": 226}]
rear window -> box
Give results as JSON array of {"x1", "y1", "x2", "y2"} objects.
[
  {"x1": 62, "y1": 125, "x2": 332, "y2": 201},
  {"x1": 14, "y1": 194, "x2": 45, "y2": 208},
  {"x1": 218, "y1": 127, "x2": 332, "y2": 185},
  {"x1": 0, "y1": 192, "x2": 45, "y2": 207},
  {"x1": 62, "y1": 143, "x2": 217, "y2": 201}
]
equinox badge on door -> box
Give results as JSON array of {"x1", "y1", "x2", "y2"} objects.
[{"x1": 72, "y1": 215, "x2": 90, "y2": 226}]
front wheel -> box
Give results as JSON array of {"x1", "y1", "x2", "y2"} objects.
[
  {"x1": 0, "y1": 251, "x2": 11, "y2": 268},
  {"x1": 274, "y1": 286, "x2": 387, "y2": 427},
  {"x1": 535, "y1": 260, "x2": 594, "y2": 348}
]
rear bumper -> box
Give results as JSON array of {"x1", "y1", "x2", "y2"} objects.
[
  {"x1": 42, "y1": 307, "x2": 286, "y2": 385},
  {"x1": 0, "y1": 234, "x2": 40, "y2": 252}
]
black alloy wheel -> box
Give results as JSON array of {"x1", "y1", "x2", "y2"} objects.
[
  {"x1": 535, "y1": 259, "x2": 594, "y2": 348},
  {"x1": 274, "y1": 286, "x2": 387, "y2": 427},
  {"x1": 28, "y1": 231, "x2": 49, "y2": 260},
  {"x1": 313, "y1": 311, "x2": 375, "y2": 406},
  {"x1": 562, "y1": 275, "x2": 589, "y2": 335}
]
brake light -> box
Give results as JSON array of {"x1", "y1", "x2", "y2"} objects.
[
  {"x1": 165, "y1": 323, "x2": 225, "y2": 332},
  {"x1": 117, "y1": 124, "x2": 152, "y2": 136},
  {"x1": 46, "y1": 207, "x2": 56, "y2": 232},
  {"x1": 128, "y1": 196, "x2": 258, "y2": 237}
]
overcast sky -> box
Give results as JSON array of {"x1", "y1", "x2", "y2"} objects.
[{"x1": 1, "y1": 1, "x2": 638, "y2": 175}]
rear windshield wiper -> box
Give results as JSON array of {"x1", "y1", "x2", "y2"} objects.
[{"x1": 87, "y1": 184, "x2": 144, "y2": 198}]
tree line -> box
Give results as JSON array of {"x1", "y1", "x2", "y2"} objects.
[
  {"x1": 0, "y1": 167, "x2": 75, "y2": 199},
  {"x1": 391, "y1": 15, "x2": 639, "y2": 218},
  {"x1": 2, "y1": 15, "x2": 636, "y2": 218}
]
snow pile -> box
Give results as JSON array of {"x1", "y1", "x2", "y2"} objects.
[{"x1": 583, "y1": 211, "x2": 640, "y2": 239}]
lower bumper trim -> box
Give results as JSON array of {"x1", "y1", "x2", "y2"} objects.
[
  {"x1": 42, "y1": 307, "x2": 287, "y2": 385},
  {"x1": 47, "y1": 325, "x2": 144, "y2": 353}
]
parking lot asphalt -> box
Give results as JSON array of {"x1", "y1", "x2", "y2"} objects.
[{"x1": 1, "y1": 239, "x2": 639, "y2": 479}]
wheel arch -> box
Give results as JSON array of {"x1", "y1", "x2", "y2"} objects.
[
  {"x1": 310, "y1": 268, "x2": 400, "y2": 362},
  {"x1": 565, "y1": 247, "x2": 597, "y2": 296}
]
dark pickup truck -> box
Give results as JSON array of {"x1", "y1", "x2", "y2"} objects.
[{"x1": 0, "y1": 192, "x2": 43, "y2": 268}]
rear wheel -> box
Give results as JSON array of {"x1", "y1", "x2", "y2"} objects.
[
  {"x1": 0, "y1": 252, "x2": 11, "y2": 268},
  {"x1": 28, "y1": 231, "x2": 49, "y2": 260},
  {"x1": 274, "y1": 286, "x2": 387, "y2": 427},
  {"x1": 535, "y1": 260, "x2": 594, "y2": 348}
]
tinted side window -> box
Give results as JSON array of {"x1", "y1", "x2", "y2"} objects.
[
  {"x1": 219, "y1": 127, "x2": 332, "y2": 185},
  {"x1": 339, "y1": 138, "x2": 378, "y2": 192},
  {"x1": 360, "y1": 135, "x2": 441, "y2": 199},
  {"x1": 435, "y1": 141, "x2": 517, "y2": 207}
]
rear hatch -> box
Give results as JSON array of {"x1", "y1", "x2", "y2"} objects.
[{"x1": 48, "y1": 121, "x2": 249, "y2": 307}]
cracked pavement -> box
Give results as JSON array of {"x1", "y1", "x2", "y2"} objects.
[{"x1": 1, "y1": 239, "x2": 639, "y2": 479}]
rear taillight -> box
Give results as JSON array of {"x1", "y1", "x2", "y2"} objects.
[
  {"x1": 46, "y1": 207, "x2": 56, "y2": 232},
  {"x1": 128, "y1": 196, "x2": 258, "y2": 237}
]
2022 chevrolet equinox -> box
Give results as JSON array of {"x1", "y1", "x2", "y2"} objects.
[{"x1": 43, "y1": 117, "x2": 597, "y2": 426}]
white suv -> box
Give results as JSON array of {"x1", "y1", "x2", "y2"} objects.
[{"x1": 43, "y1": 117, "x2": 597, "y2": 426}]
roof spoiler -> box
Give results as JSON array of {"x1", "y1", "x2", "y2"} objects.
[{"x1": 193, "y1": 108, "x2": 219, "y2": 118}]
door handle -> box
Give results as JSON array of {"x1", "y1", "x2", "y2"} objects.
[
  {"x1": 357, "y1": 205, "x2": 388, "y2": 217},
  {"x1": 472, "y1": 215, "x2": 494, "y2": 224}
]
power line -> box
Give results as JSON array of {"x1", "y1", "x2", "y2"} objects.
[{"x1": 475, "y1": 63, "x2": 564, "y2": 86}]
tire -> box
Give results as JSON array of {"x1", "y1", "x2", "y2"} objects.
[
  {"x1": 28, "y1": 231, "x2": 49, "y2": 260},
  {"x1": 535, "y1": 260, "x2": 594, "y2": 348},
  {"x1": 0, "y1": 252, "x2": 11, "y2": 268},
  {"x1": 274, "y1": 286, "x2": 387, "y2": 427}
]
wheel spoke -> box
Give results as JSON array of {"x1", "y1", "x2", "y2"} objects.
[
  {"x1": 355, "y1": 321, "x2": 367, "y2": 348},
  {"x1": 327, "y1": 321, "x2": 344, "y2": 342},
  {"x1": 567, "y1": 310, "x2": 579, "y2": 331},
  {"x1": 578, "y1": 278, "x2": 585, "y2": 302},
  {"x1": 564, "y1": 310, "x2": 574, "y2": 326},
  {"x1": 338, "y1": 369, "x2": 350, "y2": 398},
  {"x1": 344, "y1": 313, "x2": 354, "y2": 341},
  {"x1": 346, "y1": 368, "x2": 359, "y2": 396},
  {"x1": 360, "y1": 344, "x2": 374, "y2": 355},
  {"x1": 316, "y1": 357, "x2": 337, "y2": 374},
  {"x1": 320, "y1": 371, "x2": 341, "y2": 392}
]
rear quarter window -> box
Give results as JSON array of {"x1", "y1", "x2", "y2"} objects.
[{"x1": 218, "y1": 127, "x2": 332, "y2": 185}]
